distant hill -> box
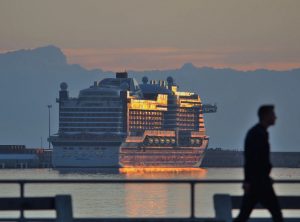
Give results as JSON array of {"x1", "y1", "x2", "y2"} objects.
[
  {"x1": 0, "y1": 45, "x2": 112, "y2": 147},
  {"x1": 0, "y1": 45, "x2": 299, "y2": 151}
]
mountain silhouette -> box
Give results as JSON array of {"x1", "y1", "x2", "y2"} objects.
[{"x1": 0, "y1": 45, "x2": 299, "y2": 151}]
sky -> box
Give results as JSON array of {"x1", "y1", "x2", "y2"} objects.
[{"x1": 1, "y1": 0, "x2": 300, "y2": 71}]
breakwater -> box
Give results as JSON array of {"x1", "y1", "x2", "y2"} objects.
[{"x1": 202, "y1": 148, "x2": 300, "y2": 168}]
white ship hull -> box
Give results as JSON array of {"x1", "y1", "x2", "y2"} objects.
[
  {"x1": 52, "y1": 146, "x2": 120, "y2": 168},
  {"x1": 52, "y1": 139, "x2": 207, "y2": 168}
]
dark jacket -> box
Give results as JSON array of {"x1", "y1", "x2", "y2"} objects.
[{"x1": 244, "y1": 123, "x2": 272, "y2": 185}]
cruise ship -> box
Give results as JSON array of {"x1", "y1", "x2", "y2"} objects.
[{"x1": 49, "y1": 72, "x2": 216, "y2": 168}]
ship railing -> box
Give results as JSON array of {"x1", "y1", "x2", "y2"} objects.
[
  {"x1": 0, "y1": 179, "x2": 299, "y2": 222},
  {"x1": 144, "y1": 130, "x2": 175, "y2": 137}
]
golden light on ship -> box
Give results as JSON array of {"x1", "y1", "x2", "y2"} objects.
[{"x1": 119, "y1": 167, "x2": 207, "y2": 178}]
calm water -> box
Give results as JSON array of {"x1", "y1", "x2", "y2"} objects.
[{"x1": 0, "y1": 168, "x2": 299, "y2": 218}]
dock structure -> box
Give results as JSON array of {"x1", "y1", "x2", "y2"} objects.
[{"x1": 0, "y1": 145, "x2": 52, "y2": 168}]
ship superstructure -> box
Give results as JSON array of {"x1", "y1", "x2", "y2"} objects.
[
  {"x1": 50, "y1": 72, "x2": 215, "y2": 167},
  {"x1": 120, "y1": 76, "x2": 208, "y2": 167}
]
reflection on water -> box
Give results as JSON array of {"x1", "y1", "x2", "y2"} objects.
[
  {"x1": 0, "y1": 168, "x2": 299, "y2": 218},
  {"x1": 120, "y1": 168, "x2": 207, "y2": 217},
  {"x1": 124, "y1": 182, "x2": 168, "y2": 217}
]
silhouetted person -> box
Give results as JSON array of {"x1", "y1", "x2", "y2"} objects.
[{"x1": 234, "y1": 105, "x2": 283, "y2": 222}]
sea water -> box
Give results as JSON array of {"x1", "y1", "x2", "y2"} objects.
[{"x1": 0, "y1": 168, "x2": 299, "y2": 219}]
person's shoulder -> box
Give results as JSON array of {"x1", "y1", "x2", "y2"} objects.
[
  {"x1": 247, "y1": 124, "x2": 259, "y2": 133},
  {"x1": 247, "y1": 124, "x2": 265, "y2": 138}
]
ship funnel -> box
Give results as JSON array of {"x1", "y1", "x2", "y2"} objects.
[{"x1": 116, "y1": 72, "x2": 128, "y2": 79}]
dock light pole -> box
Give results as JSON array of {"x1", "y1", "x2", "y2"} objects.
[{"x1": 47, "y1": 105, "x2": 52, "y2": 149}]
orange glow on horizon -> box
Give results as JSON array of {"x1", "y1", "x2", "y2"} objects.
[
  {"x1": 1, "y1": 47, "x2": 299, "y2": 72},
  {"x1": 62, "y1": 47, "x2": 300, "y2": 72}
]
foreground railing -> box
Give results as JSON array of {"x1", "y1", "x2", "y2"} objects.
[{"x1": 0, "y1": 179, "x2": 299, "y2": 221}]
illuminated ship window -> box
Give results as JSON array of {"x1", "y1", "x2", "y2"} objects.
[
  {"x1": 190, "y1": 139, "x2": 195, "y2": 145},
  {"x1": 154, "y1": 138, "x2": 159, "y2": 144},
  {"x1": 160, "y1": 138, "x2": 165, "y2": 144},
  {"x1": 165, "y1": 138, "x2": 170, "y2": 144},
  {"x1": 171, "y1": 138, "x2": 176, "y2": 144},
  {"x1": 199, "y1": 139, "x2": 203, "y2": 145},
  {"x1": 148, "y1": 138, "x2": 153, "y2": 144}
]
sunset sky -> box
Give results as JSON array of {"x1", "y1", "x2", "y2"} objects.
[{"x1": 1, "y1": 0, "x2": 300, "y2": 71}]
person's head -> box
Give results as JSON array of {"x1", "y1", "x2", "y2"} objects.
[{"x1": 258, "y1": 105, "x2": 276, "y2": 127}]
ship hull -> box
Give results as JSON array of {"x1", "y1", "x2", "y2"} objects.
[
  {"x1": 52, "y1": 146, "x2": 120, "y2": 168},
  {"x1": 52, "y1": 139, "x2": 208, "y2": 168},
  {"x1": 119, "y1": 139, "x2": 208, "y2": 168}
]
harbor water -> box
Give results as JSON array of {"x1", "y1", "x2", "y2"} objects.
[{"x1": 0, "y1": 168, "x2": 299, "y2": 219}]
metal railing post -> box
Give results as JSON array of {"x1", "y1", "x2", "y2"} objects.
[
  {"x1": 190, "y1": 182, "x2": 195, "y2": 219},
  {"x1": 20, "y1": 181, "x2": 25, "y2": 222},
  {"x1": 0, "y1": 179, "x2": 298, "y2": 221}
]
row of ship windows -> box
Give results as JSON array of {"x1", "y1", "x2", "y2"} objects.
[
  {"x1": 59, "y1": 116, "x2": 201, "y2": 122},
  {"x1": 59, "y1": 128, "x2": 123, "y2": 132},
  {"x1": 60, "y1": 112, "x2": 202, "y2": 121},
  {"x1": 60, "y1": 123, "x2": 123, "y2": 127},
  {"x1": 59, "y1": 118, "x2": 122, "y2": 122},
  {"x1": 164, "y1": 118, "x2": 198, "y2": 122},
  {"x1": 58, "y1": 124, "x2": 202, "y2": 129},
  {"x1": 129, "y1": 122, "x2": 162, "y2": 126},
  {"x1": 80, "y1": 91, "x2": 119, "y2": 96},
  {"x1": 179, "y1": 107, "x2": 200, "y2": 111},
  {"x1": 129, "y1": 114, "x2": 163, "y2": 119},
  {"x1": 174, "y1": 127, "x2": 200, "y2": 130},
  {"x1": 121, "y1": 148, "x2": 201, "y2": 154},
  {"x1": 177, "y1": 121, "x2": 198, "y2": 125},
  {"x1": 78, "y1": 97, "x2": 121, "y2": 101},
  {"x1": 129, "y1": 117, "x2": 162, "y2": 121},
  {"x1": 120, "y1": 156, "x2": 200, "y2": 162},
  {"x1": 163, "y1": 122, "x2": 198, "y2": 126},
  {"x1": 164, "y1": 118, "x2": 198, "y2": 123},
  {"x1": 60, "y1": 108, "x2": 122, "y2": 112},
  {"x1": 60, "y1": 113, "x2": 123, "y2": 117},
  {"x1": 129, "y1": 126, "x2": 162, "y2": 130},
  {"x1": 164, "y1": 114, "x2": 198, "y2": 119},
  {"x1": 129, "y1": 111, "x2": 162, "y2": 116},
  {"x1": 128, "y1": 126, "x2": 201, "y2": 131},
  {"x1": 177, "y1": 114, "x2": 198, "y2": 118},
  {"x1": 179, "y1": 94, "x2": 199, "y2": 99},
  {"x1": 55, "y1": 142, "x2": 121, "y2": 146},
  {"x1": 55, "y1": 134, "x2": 122, "y2": 139},
  {"x1": 79, "y1": 103, "x2": 120, "y2": 107},
  {"x1": 59, "y1": 111, "x2": 200, "y2": 117}
]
